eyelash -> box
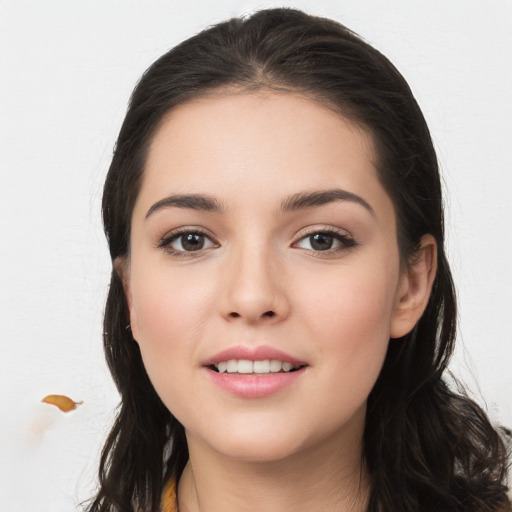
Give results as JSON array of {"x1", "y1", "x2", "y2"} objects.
[
  {"x1": 158, "y1": 228, "x2": 219, "y2": 257},
  {"x1": 157, "y1": 227, "x2": 357, "y2": 257},
  {"x1": 292, "y1": 227, "x2": 357, "y2": 254}
]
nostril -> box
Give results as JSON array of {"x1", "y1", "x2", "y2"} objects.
[{"x1": 227, "y1": 310, "x2": 276, "y2": 319}]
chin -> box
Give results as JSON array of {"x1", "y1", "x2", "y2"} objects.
[
  {"x1": 213, "y1": 437, "x2": 307, "y2": 463},
  {"x1": 186, "y1": 418, "x2": 311, "y2": 463}
]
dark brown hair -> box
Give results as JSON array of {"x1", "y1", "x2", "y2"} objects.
[{"x1": 89, "y1": 8, "x2": 510, "y2": 512}]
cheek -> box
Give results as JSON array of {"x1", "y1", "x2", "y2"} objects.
[
  {"x1": 128, "y1": 268, "x2": 217, "y2": 421},
  {"x1": 294, "y1": 261, "x2": 399, "y2": 386},
  {"x1": 129, "y1": 264, "x2": 215, "y2": 369},
  {"x1": 298, "y1": 261, "x2": 398, "y2": 333}
]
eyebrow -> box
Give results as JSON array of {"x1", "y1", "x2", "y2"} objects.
[
  {"x1": 280, "y1": 188, "x2": 375, "y2": 216},
  {"x1": 145, "y1": 188, "x2": 375, "y2": 219},
  {"x1": 145, "y1": 194, "x2": 225, "y2": 219}
]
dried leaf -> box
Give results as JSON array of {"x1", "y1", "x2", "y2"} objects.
[{"x1": 41, "y1": 394, "x2": 83, "y2": 413}]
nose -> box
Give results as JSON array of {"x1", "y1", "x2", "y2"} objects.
[{"x1": 219, "y1": 243, "x2": 290, "y2": 324}]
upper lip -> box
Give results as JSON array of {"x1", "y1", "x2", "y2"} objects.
[{"x1": 203, "y1": 345, "x2": 307, "y2": 366}]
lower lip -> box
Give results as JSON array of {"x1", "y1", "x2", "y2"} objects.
[{"x1": 204, "y1": 367, "x2": 307, "y2": 398}]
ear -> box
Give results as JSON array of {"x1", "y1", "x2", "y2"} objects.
[
  {"x1": 390, "y1": 234, "x2": 437, "y2": 338},
  {"x1": 114, "y1": 256, "x2": 140, "y2": 342}
]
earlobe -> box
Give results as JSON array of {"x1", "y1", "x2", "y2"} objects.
[
  {"x1": 390, "y1": 234, "x2": 437, "y2": 339},
  {"x1": 114, "y1": 256, "x2": 139, "y2": 341}
]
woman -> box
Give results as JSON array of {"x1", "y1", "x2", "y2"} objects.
[{"x1": 89, "y1": 8, "x2": 510, "y2": 512}]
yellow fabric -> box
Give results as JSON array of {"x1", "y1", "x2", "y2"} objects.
[{"x1": 161, "y1": 477, "x2": 177, "y2": 512}]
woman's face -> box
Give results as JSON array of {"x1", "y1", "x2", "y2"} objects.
[{"x1": 123, "y1": 92, "x2": 419, "y2": 462}]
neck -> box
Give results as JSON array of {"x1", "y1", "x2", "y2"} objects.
[{"x1": 177, "y1": 424, "x2": 369, "y2": 512}]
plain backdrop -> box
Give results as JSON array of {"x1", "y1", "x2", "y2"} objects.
[{"x1": 0, "y1": 1, "x2": 511, "y2": 510}]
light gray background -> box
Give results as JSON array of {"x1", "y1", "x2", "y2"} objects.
[{"x1": 1, "y1": 1, "x2": 511, "y2": 510}]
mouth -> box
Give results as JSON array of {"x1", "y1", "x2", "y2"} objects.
[
  {"x1": 203, "y1": 345, "x2": 309, "y2": 397},
  {"x1": 208, "y1": 359, "x2": 307, "y2": 374}
]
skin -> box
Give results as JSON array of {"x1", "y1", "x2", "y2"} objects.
[{"x1": 119, "y1": 91, "x2": 436, "y2": 512}]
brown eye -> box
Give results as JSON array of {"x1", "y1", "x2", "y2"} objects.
[
  {"x1": 295, "y1": 230, "x2": 356, "y2": 252},
  {"x1": 309, "y1": 233, "x2": 334, "y2": 251},
  {"x1": 160, "y1": 230, "x2": 217, "y2": 254},
  {"x1": 179, "y1": 233, "x2": 205, "y2": 251}
]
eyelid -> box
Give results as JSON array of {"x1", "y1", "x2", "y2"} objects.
[
  {"x1": 156, "y1": 224, "x2": 355, "y2": 257},
  {"x1": 291, "y1": 225, "x2": 357, "y2": 252},
  {"x1": 293, "y1": 224, "x2": 352, "y2": 241},
  {"x1": 157, "y1": 226, "x2": 219, "y2": 256}
]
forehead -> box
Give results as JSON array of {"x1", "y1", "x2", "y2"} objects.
[{"x1": 136, "y1": 91, "x2": 390, "y2": 217}]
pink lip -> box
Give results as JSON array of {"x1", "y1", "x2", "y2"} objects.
[
  {"x1": 202, "y1": 344, "x2": 306, "y2": 366},
  {"x1": 204, "y1": 367, "x2": 307, "y2": 399},
  {"x1": 202, "y1": 345, "x2": 308, "y2": 399}
]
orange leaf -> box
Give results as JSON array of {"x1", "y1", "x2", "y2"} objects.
[{"x1": 41, "y1": 394, "x2": 83, "y2": 412}]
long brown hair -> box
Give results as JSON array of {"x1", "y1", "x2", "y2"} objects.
[{"x1": 89, "y1": 8, "x2": 510, "y2": 511}]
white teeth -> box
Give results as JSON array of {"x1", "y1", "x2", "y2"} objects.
[
  {"x1": 213, "y1": 359, "x2": 301, "y2": 374},
  {"x1": 237, "y1": 359, "x2": 253, "y2": 374},
  {"x1": 226, "y1": 360, "x2": 238, "y2": 373},
  {"x1": 281, "y1": 362, "x2": 293, "y2": 372},
  {"x1": 253, "y1": 360, "x2": 270, "y2": 373},
  {"x1": 269, "y1": 359, "x2": 282, "y2": 373}
]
